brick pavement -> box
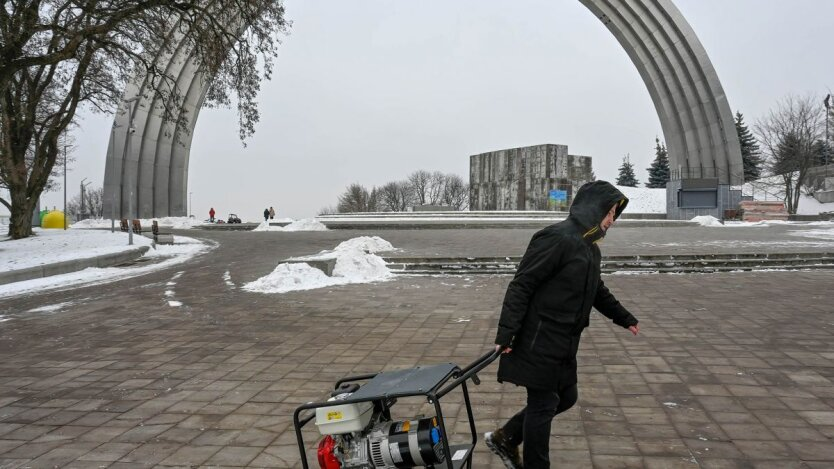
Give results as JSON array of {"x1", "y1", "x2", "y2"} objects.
[{"x1": 0, "y1": 228, "x2": 832, "y2": 468}]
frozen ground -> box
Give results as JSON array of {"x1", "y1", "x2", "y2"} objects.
[{"x1": 0, "y1": 228, "x2": 213, "y2": 299}]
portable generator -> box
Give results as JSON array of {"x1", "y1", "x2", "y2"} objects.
[{"x1": 293, "y1": 349, "x2": 500, "y2": 469}]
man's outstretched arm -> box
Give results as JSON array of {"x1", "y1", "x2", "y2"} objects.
[{"x1": 593, "y1": 278, "x2": 639, "y2": 335}]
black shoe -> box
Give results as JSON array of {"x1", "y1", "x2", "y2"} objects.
[{"x1": 485, "y1": 428, "x2": 522, "y2": 469}]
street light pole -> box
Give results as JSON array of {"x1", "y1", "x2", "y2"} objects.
[
  {"x1": 122, "y1": 96, "x2": 139, "y2": 246},
  {"x1": 825, "y1": 94, "x2": 831, "y2": 178},
  {"x1": 109, "y1": 124, "x2": 116, "y2": 233},
  {"x1": 189, "y1": 192, "x2": 193, "y2": 217}
]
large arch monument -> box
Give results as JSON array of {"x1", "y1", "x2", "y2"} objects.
[{"x1": 103, "y1": 0, "x2": 743, "y2": 220}]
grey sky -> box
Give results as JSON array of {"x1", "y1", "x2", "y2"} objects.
[{"x1": 32, "y1": 0, "x2": 834, "y2": 221}]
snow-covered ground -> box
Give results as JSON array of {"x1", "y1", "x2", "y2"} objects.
[
  {"x1": 2, "y1": 228, "x2": 151, "y2": 271},
  {"x1": 252, "y1": 218, "x2": 327, "y2": 232},
  {"x1": 616, "y1": 186, "x2": 666, "y2": 213},
  {"x1": 0, "y1": 229, "x2": 213, "y2": 299},
  {"x1": 618, "y1": 184, "x2": 834, "y2": 215},
  {"x1": 242, "y1": 236, "x2": 394, "y2": 294},
  {"x1": 742, "y1": 176, "x2": 834, "y2": 215},
  {"x1": 72, "y1": 216, "x2": 209, "y2": 229}
]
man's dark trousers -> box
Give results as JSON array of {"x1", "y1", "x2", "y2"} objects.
[{"x1": 501, "y1": 383, "x2": 578, "y2": 468}]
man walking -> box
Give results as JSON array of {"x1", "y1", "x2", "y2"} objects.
[{"x1": 486, "y1": 180, "x2": 640, "y2": 469}]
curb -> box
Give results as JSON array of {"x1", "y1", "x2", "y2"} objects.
[
  {"x1": 0, "y1": 246, "x2": 150, "y2": 286},
  {"x1": 318, "y1": 220, "x2": 696, "y2": 230}
]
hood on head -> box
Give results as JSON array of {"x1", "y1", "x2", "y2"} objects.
[{"x1": 568, "y1": 181, "x2": 628, "y2": 231}]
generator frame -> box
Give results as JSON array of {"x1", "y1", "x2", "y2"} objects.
[{"x1": 293, "y1": 348, "x2": 501, "y2": 469}]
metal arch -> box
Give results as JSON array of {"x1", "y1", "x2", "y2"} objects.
[
  {"x1": 104, "y1": 0, "x2": 744, "y2": 219},
  {"x1": 580, "y1": 0, "x2": 743, "y2": 184}
]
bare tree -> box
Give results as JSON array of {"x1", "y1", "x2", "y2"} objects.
[
  {"x1": 379, "y1": 180, "x2": 412, "y2": 212},
  {"x1": 1, "y1": 1, "x2": 290, "y2": 239},
  {"x1": 67, "y1": 186, "x2": 103, "y2": 219},
  {"x1": 755, "y1": 95, "x2": 824, "y2": 214},
  {"x1": 426, "y1": 171, "x2": 446, "y2": 205},
  {"x1": 441, "y1": 174, "x2": 469, "y2": 210},
  {"x1": 318, "y1": 205, "x2": 338, "y2": 216},
  {"x1": 337, "y1": 183, "x2": 371, "y2": 213},
  {"x1": 407, "y1": 170, "x2": 431, "y2": 206}
]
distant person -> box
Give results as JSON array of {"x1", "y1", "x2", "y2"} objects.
[
  {"x1": 269, "y1": 206, "x2": 275, "y2": 219},
  {"x1": 263, "y1": 208, "x2": 270, "y2": 222},
  {"x1": 209, "y1": 207, "x2": 215, "y2": 223}
]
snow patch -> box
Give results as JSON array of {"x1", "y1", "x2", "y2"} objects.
[
  {"x1": 242, "y1": 236, "x2": 395, "y2": 294},
  {"x1": 691, "y1": 215, "x2": 723, "y2": 226},
  {"x1": 223, "y1": 271, "x2": 235, "y2": 288},
  {"x1": 1, "y1": 228, "x2": 152, "y2": 272},
  {"x1": 72, "y1": 216, "x2": 207, "y2": 229},
  {"x1": 0, "y1": 236, "x2": 213, "y2": 299},
  {"x1": 253, "y1": 218, "x2": 327, "y2": 232},
  {"x1": 790, "y1": 226, "x2": 834, "y2": 241},
  {"x1": 168, "y1": 300, "x2": 183, "y2": 307},
  {"x1": 615, "y1": 186, "x2": 666, "y2": 213},
  {"x1": 26, "y1": 301, "x2": 74, "y2": 313}
]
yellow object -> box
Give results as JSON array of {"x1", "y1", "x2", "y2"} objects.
[
  {"x1": 41, "y1": 211, "x2": 69, "y2": 229},
  {"x1": 326, "y1": 411, "x2": 343, "y2": 421}
]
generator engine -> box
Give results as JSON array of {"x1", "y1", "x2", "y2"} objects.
[{"x1": 314, "y1": 393, "x2": 445, "y2": 469}]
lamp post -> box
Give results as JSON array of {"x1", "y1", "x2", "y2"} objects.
[
  {"x1": 825, "y1": 94, "x2": 831, "y2": 177},
  {"x1": 109, "y1": 123, "x2": 117, "y2": 233},
  {"x1": 122, "y1": 96, "x2": 139, "y2": 246},
  {"x1": 189, "y1": 192, "x2": 193, "y2": 218}
]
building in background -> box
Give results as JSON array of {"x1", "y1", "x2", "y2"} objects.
[{"x1": 469, "y1": 144, "x2": 593, "y2": 211}]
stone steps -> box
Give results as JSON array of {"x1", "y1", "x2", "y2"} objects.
[
  {"x1": 740, "y1": 201, "x2": 789, "y2": 222},
  {"x1": 384, "y1": 253, "x2": 834, "y2": 275}
]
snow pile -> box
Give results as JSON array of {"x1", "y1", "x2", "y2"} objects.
[
  {"x1": 615, "y1": 186, "x2": 666, "y2": 213},
  {"x1": 691, "y1": 215, "x2": 723, "y2": 227},
  {"x1": 72, "y1": 216, "x2": 208, "y2": 229},
  {"x1": 334, "y1": 236, "x2": 394, "y2": 253},
  {"x1": 252, "y1": 218, "x2": 327, "y2": 232},
  {"x1": 242, "y1": 236, "x2": 394, "y2": 294},
  {"x1": 283, "y1": 218, "x2": 328, "y2": 231}
]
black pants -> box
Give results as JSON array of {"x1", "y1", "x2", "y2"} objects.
[{"x1": 501, "y1": 383, "x2": 578, "y2": 469}]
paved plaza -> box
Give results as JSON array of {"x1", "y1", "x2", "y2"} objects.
[{"x1": 1, "y1": 227, "x2": 833, "y2": 468}]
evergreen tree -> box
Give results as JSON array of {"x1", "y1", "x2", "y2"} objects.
[
  {"x1": 616, "y1": 154, "x2": 639, "y2": 187},
  {"x1": 645, "y1": 137, "x2": 670, "y2": 188},
  {"x1": 735, "y1": 111, "x2": 762, "y2": 181}
]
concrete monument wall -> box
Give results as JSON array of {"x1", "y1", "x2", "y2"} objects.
[{"x1": 470, "y1": 144, "x2": 593, "y2": 211}]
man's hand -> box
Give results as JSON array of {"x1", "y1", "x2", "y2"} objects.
[
  {"x1": 495, "y1": 344, "x2": 512, "y2": 354},
  {"x1": 628, "y1": 325, "x2": 639, "y2": 336}
]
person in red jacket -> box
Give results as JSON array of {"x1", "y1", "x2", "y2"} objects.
[
  {"x1": 486, "y1": 181, "x2": 640, "y2": 469},
  {"x1": 209, "y1": 207, "x2": 215, "y2": 223}
]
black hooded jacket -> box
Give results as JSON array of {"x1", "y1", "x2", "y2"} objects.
[{"x1": 495, "y1": 181, "x2": 638, "y2": 390}]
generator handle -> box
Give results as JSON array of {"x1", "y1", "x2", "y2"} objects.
[{"x1": 436, "y1": 348, "x2": 501, "y2": 398}]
